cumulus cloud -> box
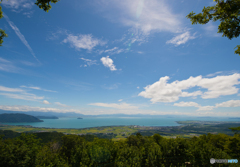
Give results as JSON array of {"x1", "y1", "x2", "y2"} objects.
[
  {"x1": 216, "y1": 100, "x2": 240, "y2": 108},
  {"x1": 89, "y1": 102, "x2": 138, "y2": 110},
  {"x1": 80, "y1": 58, "x2": 97, "y2": 67},
  {"x1": 55, "y1": 102, "x2": 69, "y2": 107},
  {"x1": 118, "y1": 99, "x2": 123, "y2": 102},
  {"x1": 174, "y1": 101, "x2": 215, "y2": 111},
  {"x1": 20, "y1": 85, "x2": 57, "y2": 92},
  {"x1": 174, "y1": 99, "x2": 240, "y2": 111},
  {"x1": 166, "y1": 31, "x2": 196, "y2": 46},
  {"x1": 63, "y1": 34, "x2": 106, "y2": 51},
  {"x1": 3, "y1": 13, "x2": 40, "y2": 63},
  {"x1": 43, "y1": 100, "x2": 50, "y2": 104},
  {"x1": 100, "y1": 56, "x2": 117, "y2": 71},
  {"x1": 95, "y1": 0, "x2": 181, "y2": 35},
  {"x1": 139, "y1": 73, "x2": 240, "y2": 103}
]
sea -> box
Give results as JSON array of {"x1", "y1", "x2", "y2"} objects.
[{"x1": 2, "y1": 116, "x2": 240, "y2": 129}]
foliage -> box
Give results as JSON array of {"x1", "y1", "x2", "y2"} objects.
[
  {"x1": 187, "y1": 0, "x2": 240, "y2": 55},
  {"x1": 229, "y1": 126, "x2": 240, "y2": 134},
  {"x1": 1, "y1": 131, "x2": 240, "y2": 166},
  {"x1": 0, "y1": 1, "x2": 8, "y2": 46},
  {"x1": 35, "y1": 0, "x2": 60, "y2": 12},
  {"x1": 0, "y1": 130, "x2": 21, "y2": 139}
]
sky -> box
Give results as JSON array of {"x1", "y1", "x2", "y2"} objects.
[{"x1": 0, "y1": 0, "x2": 240, "y2": 117}]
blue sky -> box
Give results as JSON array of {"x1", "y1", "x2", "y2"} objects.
[{"x1": 0, "y1": 0, "x2": 240, "y2": 117}]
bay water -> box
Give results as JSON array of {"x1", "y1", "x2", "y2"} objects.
[{"x1": 2, "y1": 117, "x2": 239, "y2": 129}]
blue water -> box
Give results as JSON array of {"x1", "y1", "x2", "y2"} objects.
[{"x1": 2, "y1": 117, "x2": 239, "y2": 129}]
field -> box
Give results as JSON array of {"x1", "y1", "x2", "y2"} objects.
[{"x1": 0, "y1": 121, "x2": 240, "y2": 140}]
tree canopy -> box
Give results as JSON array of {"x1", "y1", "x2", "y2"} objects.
[
  {"x1": 0, "y1": 131, "x2": 240, "y2": 166},
  {"x1": 187, "y1": 0, "x2": 240, "y2": 55},
  {"x1": 0, "y1": 0, "x2": 60, "y2": 46}
]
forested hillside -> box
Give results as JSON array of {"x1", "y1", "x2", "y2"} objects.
[
  {"x1": 0, "y1": 113, "x2": 43, "y2": 123},
  {"x1": 0, "y1": 131, "x2": 239, "y2": 167}
]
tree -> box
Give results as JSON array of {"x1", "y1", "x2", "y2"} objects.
[
  {"x1": 187, "y1": 0, "x2": 240, "y2": 55},
  {"x1": 229, "y1": 126, "x2": 240, "y2": 134},
  {"x1": 0, "y1": 0, "x2": 60, "y2": 46},
  {"x1": 0, "y1": 2, "x2": 7, "y2": 46}
]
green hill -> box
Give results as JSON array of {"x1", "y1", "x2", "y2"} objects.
[{"x1": 0, "y1": 113, "x2": 43, "y2": 123}]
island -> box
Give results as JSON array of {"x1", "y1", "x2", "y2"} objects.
[
  {"x1": 36, "y1": 116, "x2": 59, "y2": 119},
  {"x1": 0, "y1": 113, "x2": 43, "y2": 123},
  {"x1": 77, "y1": 117, "x2": 83, "y2": 119}
]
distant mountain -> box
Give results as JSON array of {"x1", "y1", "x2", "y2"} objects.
[
  {"x1": 0, "y1": 113, "x2": 43, "y2": 123},
  {"x1": 0, "y1": 110, "x2": 87, "y2": 118},
  {"x1": 0, "y1": 109, "x2": 200, "y2": 118},
  {"x1": 36, "y1": 116, "x2": 59, "y2": 119}
]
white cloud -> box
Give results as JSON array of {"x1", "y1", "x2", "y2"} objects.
[
  {"x1": 198, "y1": 74, "x2": 240, "y2": 99},
  {"x1": 1, "y1": 0, "x2": 33, "y2": 10},
  {"x1": 166, "y1": 31, "x2": 196, "y2": 46},
  {"x1": 20, "y1": 85, "x2": 57, "y2": 93},
  {"x1": 43, "y1": 100, "x2": 50, "y2": 104},
  {"x1": 80, "y1": 58, "x2": 97, "y2": 67},
  {"x1": 55, "y1": 102, "x2": 69, "y2": 107},
  {"x1": 139, "y1": 73, "x2": 240, "y2": 103},
  {"x1": 89, "y1": 102, "x2": 138, "y2": 110},
  {"x1": 174, "y1": 101, "x2": 200, "y2": 107},
  {"x1": 63, "y1": 34, "x2": 106, "y2": 51},
  {"x1": 181, "y1": 91, "x2": 202, "y2": 97},
  {"x1": 118, "y1": 99, "x2": 123, "y2": 102},
  {"x1": 0, "y1": 92, "x2": 44, "y2": 101},
  {"x1": 100, "y1": 56, "x2": 117, "y2": 71},
  {"x1": 197, "y1": 106, "x2": 215, "y2": 111},
  {"x1": 139, "y1": 75, "x2": 202, "y2": 103},
  {"x1": 0, "y1": 105, "x2": 82, "y2": 113},
  {"x1": 137, "y1": 86, "x2": 140, "y2": 89},
  {"x1": 95, "y1": 0, "x2": 181, "y2": 35},
  {"x1": 3, "y1": 13, "x2": 40, "y2": 63},
  {"x1": 0, "y1": 85, "x2": 24, "y2": 92},
  {"x1": 0, "y1": 85, "x2": 46, "y2": 101},
  {"x1": 206, "y1": 71, "x2": 223, "y2": 77},
  {"x1": 98, "y1": 47, "x2": 126, "y2": 55},
  {"x1": 174, "y1": 99, "x2": 240, "y2": 111},
  {"x1": 174, "y1": 101, "x2": 215, "y2": 111},
  {"x1": 215, "y1": 100, "x2": 240, "y2": 108}
]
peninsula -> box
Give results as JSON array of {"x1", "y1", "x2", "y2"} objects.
[{"x1": 0, "y1": 113, "x2": 43, "y2": 123}]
